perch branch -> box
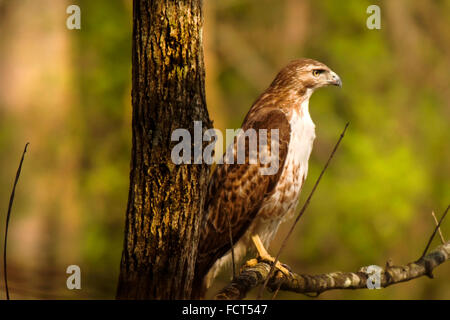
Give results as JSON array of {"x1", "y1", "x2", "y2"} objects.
[{"x1": 215, "y1": 240, "x2": 450, "y2": 300}]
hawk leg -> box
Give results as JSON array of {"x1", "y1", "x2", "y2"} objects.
[{"x1": 250, "y1": 234, "x2": 291, "y2": 276}]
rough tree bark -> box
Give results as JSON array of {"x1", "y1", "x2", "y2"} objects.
[{"x1": 116, "y1": 0, "x2": 211, "y2": 299}]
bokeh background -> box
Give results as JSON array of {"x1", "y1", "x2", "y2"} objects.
[{"x1": 0, "y1": 0, "x2": 448, "y2": 299}]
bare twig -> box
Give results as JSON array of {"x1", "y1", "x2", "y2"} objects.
[
  {"x1": 421, "y1": 205, "x2": 449, "y2": 259},
  {"x1": 270, "y1": 281, "x2": 282, "y2": 300},
  {"x1": 215, "y1": 240, "x2": 450, "y2": 300},
  {"x1": 431, "y1": 211, "x2": 445, "y2": 244},
  {"x1": 226, "y1": 213, "x2": 236, "y2": 279},
  {"x1": 257, "y1": 123, "x2": 349, "y2": 298},
  {"x1": 3, "y1": 143, "x2": 29, "y2": 300}
]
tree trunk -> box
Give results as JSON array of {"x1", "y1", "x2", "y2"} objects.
[{"x1": 116, "y1": 0, "x2": 211, "y2": 299}]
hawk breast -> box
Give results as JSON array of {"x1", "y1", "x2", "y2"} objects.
[{"x1": 257, "y1": 99, "x2": 316, "y2": 227}]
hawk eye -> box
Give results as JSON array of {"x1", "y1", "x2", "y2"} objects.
[{"x1": 312, "y1": 69, "x2": 324, "y2": 77}]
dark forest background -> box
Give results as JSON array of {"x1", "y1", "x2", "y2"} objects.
[{"x1": 0, "y1": 0, "x2": 449, "y2": 299}]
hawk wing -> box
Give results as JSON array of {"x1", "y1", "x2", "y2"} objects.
[{"x1": 195, "y1": 107, "x2": 291, "y2": 279}]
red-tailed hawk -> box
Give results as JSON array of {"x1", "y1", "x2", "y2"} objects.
[{"x1": 193, "y1": 58, "x2": 342, "y2": 298}]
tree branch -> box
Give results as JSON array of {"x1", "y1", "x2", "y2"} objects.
[{"x1": 215, "y1": 241, "x2": 450, "y2": 300}]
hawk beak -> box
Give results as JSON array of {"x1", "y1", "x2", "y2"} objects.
[{"x1": 328, "y1": 71, "x2": 342, "y2": 87}]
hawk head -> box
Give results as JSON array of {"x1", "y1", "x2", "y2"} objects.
[{"x1": 270, "y1": 58, "x2": 342, "y2": 96}]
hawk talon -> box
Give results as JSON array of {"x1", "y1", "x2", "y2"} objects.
[
  {"x1": 280, "y1": 262, "x2": 292, "y2": 273},
  {"x1": 258, "y1": 254, "x2": 291, "y2": 277},
  {"x1": 243, "y1": 258, "x2": 259, "y2": 269}
]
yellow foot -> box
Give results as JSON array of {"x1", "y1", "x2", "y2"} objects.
[
  {"x1": 243, "y1": 258, "x2": 259, "y2": 270},
  {"x1": 258, "y1": 254, "x2": 291, "y2": 276},
  {"x1": 251, "y1": 234, "x2": 291, "y2": 276}
]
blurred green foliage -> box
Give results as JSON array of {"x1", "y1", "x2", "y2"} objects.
[{"x1": 75, "y1": 0, "x2": 132, "y2": 295}]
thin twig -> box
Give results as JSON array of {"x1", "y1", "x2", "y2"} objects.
[
  {"x1": 421, "y1": 205, "x2": 449, "y2": 259},
  {"x1": 431, "y1": 211, "x2": 445, "y2": 244},
  {"x1": 257, "y1": 123, "x2": 349, "y2": 299},
  {"x1": 226, "y1": 213, "x2": 236, "y2": 279},
  {"x1": 3, "y1": 143, "x2": 29, "y2": 300},
  {"x1": 270, "y1": 281, "x2": 282, "y2": 300}
]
